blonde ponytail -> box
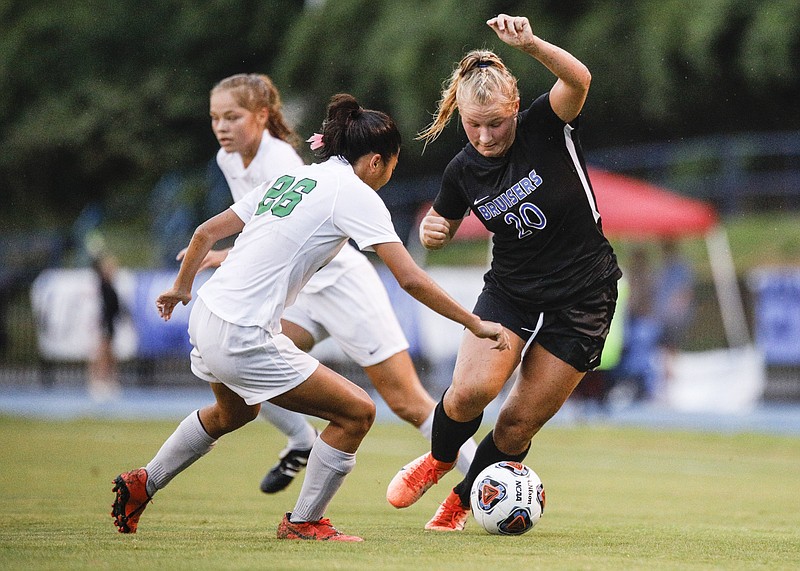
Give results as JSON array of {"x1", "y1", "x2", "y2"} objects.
[{"x1": 417, "y1": 49, "x2": 519, "y2": 146}]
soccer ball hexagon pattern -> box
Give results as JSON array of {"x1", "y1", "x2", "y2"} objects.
[{"x1": 469, "y1": 461, "x2": 545, "y2": 535}]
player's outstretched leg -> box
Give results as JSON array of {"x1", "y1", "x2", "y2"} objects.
[
  {"x1": 277, "y1": 513, "x2": 363, "y2": 542},
  {"x1": 111, "y1": 468, "x2": 152, "y2": 534},
  {"x1": 386, "y1": 452, "x2": 456, "y2": 508},
  {"x1": 425, "y1": 489, "x2": 470, "y2": 532}
]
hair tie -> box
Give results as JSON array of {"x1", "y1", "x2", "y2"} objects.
[
  {"x1": 307, "y1": 133, "x2": 324, "y2": 150},
  {"x1": 477, "y1": 60, "x2": 492, "y2": 69}
]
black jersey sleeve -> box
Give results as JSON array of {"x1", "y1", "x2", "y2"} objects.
[
  {"x1": 518, "y1": 92, "x2": 579, "y2": 137},
  {"x1": 432, "y1": 154, "x2": 471, "y2": 220}
]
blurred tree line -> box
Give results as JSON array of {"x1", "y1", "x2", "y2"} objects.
[{"x1": 1, "y1": 0, "x2": 799, "y2": 230}]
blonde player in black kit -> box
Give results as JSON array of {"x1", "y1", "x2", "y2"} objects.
[{"x1": 386, "y1": 14, "x2": 622, "y2": 531}]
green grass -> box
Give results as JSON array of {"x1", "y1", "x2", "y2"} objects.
[{"x1": 1, "y1": 417, "x2": 799, "y2": 570}]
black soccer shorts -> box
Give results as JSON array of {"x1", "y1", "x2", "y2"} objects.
[{"x1": 473, "y1": 280, "x2": 619, "y2": 372}]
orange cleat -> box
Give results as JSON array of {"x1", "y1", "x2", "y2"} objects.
[
  {"x1": 277, "y1": 513, "x2": 363, "y2": 542},
  {"x1": 111, "y1": 468, "x2": 152, "y2": 534},
  {"x1": 425, "y1": 489, "x2": 470, "y2": 531},
  {"x1": 386, "y1": 452, "x2": 456, "y2": 508}
]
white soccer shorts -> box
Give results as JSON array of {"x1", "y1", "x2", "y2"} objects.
[
  {"x1": 188, "y1": 297, "x2": 319, "y2": 405},
  {"x1": 282, "y1": 258, "x2": 409, "y2": 368}
]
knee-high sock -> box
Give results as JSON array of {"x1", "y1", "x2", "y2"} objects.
[
  {"x1": 259, "y1": 402, "x2": 317, "y2": 450},
  {"x1": 452, "y1": 429, "x2": 530, "y2": 506},
  {"x1": 419, "y1": 409, "x2": 477, "y2": 475},
  {"x1": 430, "y1": 397, "x2": 482, "y2": 464},
  {"x1": 290, "y1": 437, "x2": 356, "y2": 523},
  {"x1": 144, "y1": 410, "x2": 216, "y2": 497}
]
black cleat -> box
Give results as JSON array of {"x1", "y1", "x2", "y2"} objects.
[{"x1": 260, "y1": 447, "x2": 312, "y2": 494}]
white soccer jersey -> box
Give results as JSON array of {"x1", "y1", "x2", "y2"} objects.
[
  {"x1": 197, "y1": 157, "x2": 402, "y2": 333},
  {"x1": 216, "y1": 129, "x2": 364, "y2": 290}
]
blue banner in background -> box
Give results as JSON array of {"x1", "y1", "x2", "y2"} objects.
[
  {"x1": 750, "y1": 269, "x2": 800, "y2": 366},
  {"x1": 130, "y1": 270, "x2": 212, "y2": 358}
]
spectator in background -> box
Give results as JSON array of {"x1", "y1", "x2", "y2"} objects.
[
  {"x1": 617, "y1": 245, "x2": 660, "y2": 400},
  {"x1": 653, "y1": 239, "x2": 696, "y2": 392},
  {"x1": 88, "y1": 252, "x2": 122, "y2": 402}
]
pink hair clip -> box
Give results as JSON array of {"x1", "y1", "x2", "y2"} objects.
[{"x1": 307, "y1": 133, "x2": 324, "y2": 150}]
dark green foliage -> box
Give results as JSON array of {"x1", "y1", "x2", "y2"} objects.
[
  {"x1": 0, "y1": 0, "x2": 304, "y2": 227},
  {"x1": 1, "y1": 1, "x2": 798, "y2": 228}
]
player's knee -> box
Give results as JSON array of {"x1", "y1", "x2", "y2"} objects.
[
  {"x1": 445, "y1": 385, "x2": 495, "y2": 420},
  {"x1": 493, "y1": 420, "x2": 535, "y2": 455},
  {"x1": 208, "y1": 405, "x2": 258, "y2": 436},
  {"x1": 228, "y1": 404, "x2": 260, "y2": 429},
  {"x1": 346, "y1": 393, "x2": 376, "y2": 436},
  {"x1": 495, "y1": 410, "x2": 544, "y2": 451},
  {"x1": 385, "y1": 400, "x2": 421, "y2": 425}
]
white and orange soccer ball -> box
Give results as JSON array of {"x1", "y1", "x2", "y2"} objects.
[{"x1": 470, "y1": 461, "x2": 545, "y2": 535}]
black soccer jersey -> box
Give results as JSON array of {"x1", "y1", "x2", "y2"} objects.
[{"x1": 433, "y1": 93, "x2": 621, "y2": 311}]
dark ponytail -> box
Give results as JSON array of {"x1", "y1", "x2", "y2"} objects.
[{"x1": 315, "y1": 94, "x2": 401, "y2": 164}]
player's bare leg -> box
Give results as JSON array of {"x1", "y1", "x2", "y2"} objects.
[
  {"x1": 387, "y1": 330, "x2": 523, "y2": 509},
  {"x1": 364, "y1": 350, "x2": 435, "y2": 427},
  {"x1": 257, "y1": 319, "x2": 324, "y2": 494},
  {"x1": 367, "y1": 350, "x2": 478, "y2": 474},
  {"x1": 493, "y1": 343, "x2": 585, "y2": 455},
  {"x1": 270, "y1": 364, "x2": 374, "y2": 540}
]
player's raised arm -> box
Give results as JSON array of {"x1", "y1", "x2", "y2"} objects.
[{"x1": 487, "y1": 13, "x2": 590, "y2": 123}]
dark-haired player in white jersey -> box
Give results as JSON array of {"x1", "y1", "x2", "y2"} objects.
[
  {"x1": 387, "y1": 14, "x2": 622, "y2": 531},
  {"x1": 111, "y1": 93, "x2": 508, "y2": 542},
  {"x1": 191, "y1": 74, "x2": 478, "y2": 494}
]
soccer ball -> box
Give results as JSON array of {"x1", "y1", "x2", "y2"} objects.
[{"x1": 470, "y1": 461, "x2": 545, "y2": 535}]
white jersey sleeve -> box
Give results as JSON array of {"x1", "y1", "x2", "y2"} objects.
[
  {"x1": 230, "y1": 185, "x2": 263, "y2": 223},
  {"x1": 333, "y1": 181, "x2": 401, "y2": 252}
]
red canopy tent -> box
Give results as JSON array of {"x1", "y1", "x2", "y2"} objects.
[
  {"x1": 589, "y1": 167, "x2": 718, "y2": 239},
  {"x1": 587, "y1": 167, "x2": 748, "y2": 347}
]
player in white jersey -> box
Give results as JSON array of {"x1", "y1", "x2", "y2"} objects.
[
  {"x1": 195, "y1": 74, "x2": 478, "y2": 494},
  {"x1": 111, "y1": 93, "x2": 509, "y2": 542}
]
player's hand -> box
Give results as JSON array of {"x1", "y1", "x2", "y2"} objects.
[
  {"x1": 487, "y1": 14, "x2": 535, "y2": 50},
  {"x1": 156, "y1": 288, "x2": 191, "y2": 321},
  {"x1": 469, "y1": 319, "x2": 510, "y2": 351},
  {"x1": 419, "y1": 213, "x2": 451, "y2": 250},
  {"x1": 176, "y1": 247, "x2": 227, "y2": 271}
]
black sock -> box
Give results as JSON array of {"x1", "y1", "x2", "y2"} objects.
[
  {"x1": 453, "y1": 430, "x2": 530, "y2": 506},
  {"x1": 430, "y1": 397, "x2": 483, "y2": 463}
]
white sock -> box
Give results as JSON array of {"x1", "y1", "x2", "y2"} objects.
[
  {"x1": 144, "y1": 411, "x2": 216, "y2": 496},
  {"x1": 455, "y1": 435, "x2": 477, "y2": 475},
  {"x1": 259, "y1": 402, "x2": 317, "y2": 450},
  {"x1": 419, "y1": 409, "x2": 477, "y2": 475},
  {"x1": 289, "y1": 438, "x2": 355, "y2": 523}
]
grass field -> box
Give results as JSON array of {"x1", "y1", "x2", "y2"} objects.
[{"x1": 1, "y1": 416, "x2": 799, "y2": 570}]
